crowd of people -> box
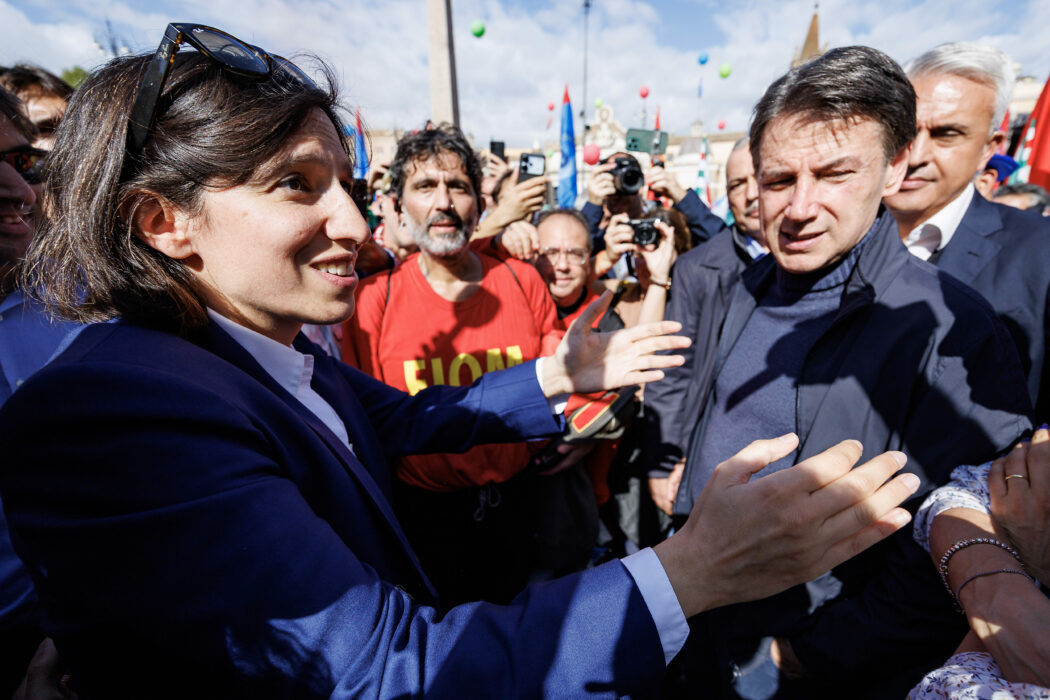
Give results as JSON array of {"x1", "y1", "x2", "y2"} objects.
[{"x1": 0, "y1": 23, "x2": 1047, "y2": 699}]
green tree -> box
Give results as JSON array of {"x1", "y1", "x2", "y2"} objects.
[{"x1": 60, "y1": 66, "x2": 89, "y2": 88}]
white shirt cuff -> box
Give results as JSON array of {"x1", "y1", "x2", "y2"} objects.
[
  {"x1": 621, "y1": 547, "x2": 689, "y2": 665},
  {"x1": 534, "y1": 357, "x2": 569, "y2": 415}
]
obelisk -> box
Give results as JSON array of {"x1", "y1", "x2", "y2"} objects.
[{"x1": 427, "y1": 0, "x2": 460, "y2": 126}]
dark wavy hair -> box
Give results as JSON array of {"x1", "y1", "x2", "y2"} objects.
[
  {"x1": 750, "y1": 46, "x2": 916, "y2": 167},
  {"x1": 0, "y1": 85, "x2": 35, "y2": 139},
  {"x1": 388, "y1": 123, "x2": 483, "y2": 209},
  {"x1": 21, "y1": 51, "x2": 350, "y2": 334},
  {"x1": 0, "y1": 63, "x2": 73, "y2": 102}
]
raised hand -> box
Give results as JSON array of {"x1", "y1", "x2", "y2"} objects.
[
  {"x1": 540, "y1": 289, "x2": 689, "y2": 396},
  {"x1": 655, "y1": 435, "x2": 917, "y2": 617}
]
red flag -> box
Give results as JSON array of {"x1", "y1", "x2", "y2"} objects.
[
  {"x1": 654, "y1": 105, "x2": 661, "y2": 131},
  {"x1": 1013, "y1": 74, "x2": 1050, "y2": 189},
  {"x1": 997, "y1": 109, "x2": 1010, "y2": 154}
]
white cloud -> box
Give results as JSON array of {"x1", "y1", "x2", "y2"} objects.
[{"x1": 1, "y1": 0, "x2": 1046, "y2": 146}]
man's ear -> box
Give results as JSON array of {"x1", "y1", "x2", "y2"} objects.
[
  {"x1": 129, "y1": 194, "x2": 195, "y2": 260},
  {"x1": 983, "y1": 130, "x2": 1006, "y2": 167},
  {"x1": 882, "y1": 146, "x2": 909, "y2": 198}
]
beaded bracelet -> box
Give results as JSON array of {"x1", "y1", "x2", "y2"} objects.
[
  {"x1": 938, "y1": 537, "x2": 1025, "y2": 611},
  {"x1": 954, "y1": 568, "x2": 1035, "y2": 609}
]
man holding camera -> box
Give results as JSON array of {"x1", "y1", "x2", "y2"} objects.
[
  {"x1": 647, "y1": 47, "x2": 1030, "y2": 698},
  {"x1": 583, "y1": 152, "x2": 724, "y2": 258}
]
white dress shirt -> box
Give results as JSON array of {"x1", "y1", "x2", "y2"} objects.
[
  {"x1": 208, "y1": 310, "x2": 354, "y2": 454},
  {"x1": 901, "y1": 184, "x2": 975, "y2": 261},
  {"x1": 208, "y1": 310, "x2": 689, "y2": 664}
]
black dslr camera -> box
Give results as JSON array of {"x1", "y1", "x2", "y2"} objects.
[
  {"x1": 628, "y1": 219, "x2": 660, "y2": 246},
  {"x1": 607, "y1": 156, "x2": 644, "y2": 195}
]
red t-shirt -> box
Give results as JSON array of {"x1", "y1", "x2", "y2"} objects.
[
  {"x1": 343, "y1": 251, "x2": 562, "y2": 492},
  {"x1": 555, "y1": 288, "x2": 604, "y2": 332}
]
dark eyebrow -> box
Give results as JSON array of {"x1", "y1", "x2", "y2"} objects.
[
  {"x1": 929, "y1": 123, "x2": 969, "y2": 135},
  {"x1": 758, "y1": 166, "x2": 792, "y2": 182},
  {"x1": 409, "y1": 173, "x2": 474, "y2": 192},
  {"x1": 813, "y1": 156, "x2": 857, "y2": 172},
  {"x1": 33, "y1": 118, "x2": 61, "y2": 134},
  {"x1": 251, "y1": 151, "x2": 352, "y2": 184}
]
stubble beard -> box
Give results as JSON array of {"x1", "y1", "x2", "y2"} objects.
[{"x1": 405, "y1": 211, "x2": 470, "y2": 258}]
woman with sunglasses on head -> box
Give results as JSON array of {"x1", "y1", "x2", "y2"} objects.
[{"x1": 0, "y1": 25, "x2": 922, "y2": 699}]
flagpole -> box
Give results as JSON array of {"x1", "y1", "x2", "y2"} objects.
[{"x1": 579, "y1": 0, "x2": 591, "y2": 204}]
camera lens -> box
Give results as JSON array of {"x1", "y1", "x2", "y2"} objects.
[
  {"x1": 620, "y1": 169, "x2": 643, "y2": 194},
  {"x1": 611, "y1": 157, "x2": 643, "y2": 195},
  {"x1": 630, "y1": 219, "x2": 659, "y2": 246}
]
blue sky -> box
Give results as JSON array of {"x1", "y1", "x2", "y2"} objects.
[{"x1": 2, "y1": 0, "x2": 1047, "y2": 148}]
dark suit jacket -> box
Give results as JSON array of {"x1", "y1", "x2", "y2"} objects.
[
  {"x1": 0, "y1": 320, "x2": 664, "y2": 698},
  {"x1": 936, "y1": 193, "x2": 1050, "y2": 419},
  {"x1": 647, "y1": 213, "x2": 1031, "y2": 697}
]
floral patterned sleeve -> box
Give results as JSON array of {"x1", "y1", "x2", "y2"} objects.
[
  {"x1": 908, "y1": 651, "x2": 1050, "y2": 699},
  {"x1": 913, "y1": 462, "x2": 991, "y2": 553}
]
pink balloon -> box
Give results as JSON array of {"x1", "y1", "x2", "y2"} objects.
[
  {"x1": 583, "y1": 144, "x2": 601, "y2": 166},
  {"x1": 717, "y1": 120, "x2": 726, "y2": 130},
  {"x1": 547, "y1": 102, "x2": 555, "y2": 111},
  {"x1": 639, "y1": 86, "x2": 650, "y2": 99}
]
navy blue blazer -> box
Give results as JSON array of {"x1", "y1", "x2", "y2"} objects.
[
  {"x1": 0, "y1": 320, "x2": 664, "y2": 698},
  {"x1": 936, "y1": 193, "x2": 1050, "y2": 419}
]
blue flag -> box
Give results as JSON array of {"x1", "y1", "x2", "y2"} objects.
[
  {"x1": 558, "y1": 86, "x2": 577, "y2": 208},
  {"x1": 353, "y1": 109, "x2": 369, "y2": 179}
]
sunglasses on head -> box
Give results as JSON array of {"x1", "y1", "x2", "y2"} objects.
[
  {"x1": 124, "y1": 23, "x2": 316, "y2": 165},
  {"x1": 0, "y1": 145, "x2": 47, "y2": 185}
]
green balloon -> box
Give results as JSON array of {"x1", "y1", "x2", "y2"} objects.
[
  {"x1": 594, "y1": 98, "x2": 603, "y2": 108},
  {"x1": 470, "y1": 20, "x2": 485, "y2": 37},
  {"x1": 719, "y1": 62, "x2": 732, "y2": 79}
]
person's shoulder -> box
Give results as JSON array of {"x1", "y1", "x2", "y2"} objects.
[
  {"x1": 896, "y1": 254, "x2": 1005, "y2": 330},
  {"x1": 678, "y1": 229, "x2": 740, "y2": 268},
  {"x1": 973, "y1": 195, "x2": 1050, "y2": 241},
  {"x1": 52, "y1": 320, "x2": 185, "y2": 364},
  {"x1": 4, "y1": 321, "x2": 230, "y2": 409}
]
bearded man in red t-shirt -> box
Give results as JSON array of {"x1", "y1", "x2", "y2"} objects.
[{"x1": 343, "y1": 125, "x2": 597, "y2": 605}]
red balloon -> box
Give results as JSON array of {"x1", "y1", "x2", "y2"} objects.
[
  {"x1": 583, "y1": 143, "x2": 601, "y2": 165},
  {"x1": 547, "y1": 102, "x2": 555, "y2": 111},
  {"x1": 639, "y1": 86, "x2": 650, "y2": 99},
  {"x1": 717, "y1": 120, "x2": 726, "y2": 130}
]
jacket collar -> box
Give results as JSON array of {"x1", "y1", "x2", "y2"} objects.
[{"x1": 931, "y1": 192, "x2": 1003, "y2": 285}]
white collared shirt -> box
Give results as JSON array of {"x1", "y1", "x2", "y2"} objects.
[
  {"x1": 902, "y1": 184, "x2": 975, "y2": 261},
  {"x1": 207, "y1": 310, "x2": 353, "y2": 454}
]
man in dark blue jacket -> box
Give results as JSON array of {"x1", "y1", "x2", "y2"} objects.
[
  {"x1": 646, "y1": 46, "x2": 1031, "y2": 699},
  {"x1": 645, "y1": 136, "x2": 767, "y2": 514},
  {"x1": 885, "y1": 42, "x2": 1050, "y2": 422}
]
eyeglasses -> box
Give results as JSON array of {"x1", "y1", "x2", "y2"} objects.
[
  {"x1": 538, "y1": 246, "x2": 589, "y2": 266},
  {"x1": 0, "y1": 145, "x2": 47, "y2": 184},
  {"x1": 125, "y1": 23, "x2": 316, "y2": 165}
]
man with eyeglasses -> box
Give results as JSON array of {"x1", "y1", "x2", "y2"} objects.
[{"x1": 532, "y1": 208, "x2": 599, "y2": 327}]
